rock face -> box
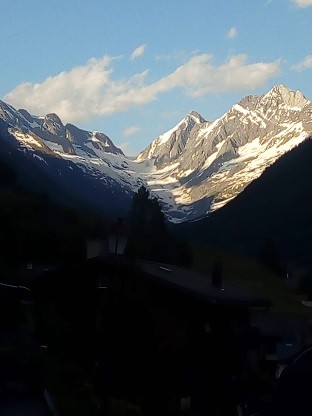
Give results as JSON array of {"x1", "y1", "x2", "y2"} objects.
[
  {"x1": 65, "y1": 124, "x2": 122, "y2": 156},
  {"x1": 1, "y1": 85, "x2": 312, "y2": 222},
  {"x1": 135, "y1": 85, "x2": 312, "y2": 221},
  {"x1": 137, "y1": 111, "x2": 207, "y2": 167}
]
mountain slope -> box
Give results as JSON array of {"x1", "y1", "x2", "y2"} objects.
[
  {"x1": 141, "y1": 85, "x2": 312, "y2": 221},
  {"x1": 0, "y1": 118, "x2": 133, "y2": 219},
  {"x1": 176, "y1": 136, "x2": 312, "y2": 265}
]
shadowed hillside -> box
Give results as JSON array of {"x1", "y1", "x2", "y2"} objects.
[
  {"x1": 176, "y1": 137, "x2": 312, "y2": 267},
  {"x1": 0, "y1": 120, "x2": 133, "y2": 221},
  {"x1": 0, "y1": 158, "x2": 111, "y2": 276}
]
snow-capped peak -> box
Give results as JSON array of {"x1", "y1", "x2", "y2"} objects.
[
  {"x1": 136, "y1": 111, "x2": 205, "y2": 163},
  {"x1": 0, "y1": 85, "x2": 311, "y2": 224},
  {"x1": 187, "y1": 111, "x2": 206, "y2": 124},
  {"x1": 261, "y1": 84, "x2": 310, "y2": 109}
]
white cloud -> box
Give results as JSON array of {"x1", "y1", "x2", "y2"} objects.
[
  {"x1": 291, "y1": 55, "x2": 312, "y2": 71},
  {"x1": 227, "y1": 27, "x2": 238, "y2": 39},
  {"x1": 151, "y1": 54, "x2": 279, "y2": 98},
  {"x1": 130, "y1": 44, "x2": 146, "y2": 60},
  {"x1": 123, "y1": 126, "x2": 142, "y2": 137},
  {"x1": 4, "y1": 56, "x2": 115, "y2": 123},
  {"x1": 293, "y1": 0, "x2": 312, "y2": 7},
  {"x1": 3, "y1": 54, "x2": 280, "y2": 124}
]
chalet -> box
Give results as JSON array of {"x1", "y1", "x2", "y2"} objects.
[{"x1": 29, "y1": 253, "x2": 271, "y2": 415}]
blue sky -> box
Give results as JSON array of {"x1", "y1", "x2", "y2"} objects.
[{"x1": 1, "y1": 0, "x2": 312, "y2": 156}]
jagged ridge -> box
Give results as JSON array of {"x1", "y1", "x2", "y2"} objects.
[{"x1": 0, "y1": 85, "x2": 311, "y2": 223}]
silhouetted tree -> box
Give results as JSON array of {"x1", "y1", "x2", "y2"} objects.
[
  {"x1": 128, "y1": 185, "x2": 151, "y2": 228},
  {"x1": 126, "y1": 186, "x2": 193, "y2": 266},
  {"x1": 126, "y1": 186, "x2": 168, "y2": 261}
]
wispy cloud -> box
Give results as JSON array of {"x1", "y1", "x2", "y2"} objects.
[
  {"x1": 3, "y1": 54, "x2": 280, "y2": 124},
  {"x1": 123, "y1": 126, "x2": 142, "y2": 137},
  {"x1": 291, "y1": 55, "x2": 312, "y2": 71},
  {"x1": 130, "y1": 44, "x2": 146, "y2": 61},
  {"x1": 227, "y1": 27, "x2": 238, "y2": 39},
  {"x1": 293, "y1": 0, "x2": 312, "y2": 7}
]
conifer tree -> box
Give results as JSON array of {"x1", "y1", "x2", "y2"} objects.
[{"x1": 126, "y1": 186, "x2": 168, "y2": 261}]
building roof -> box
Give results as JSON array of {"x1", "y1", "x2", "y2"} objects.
[{"x1": 136, "y1": 260, "x2": 271, "y2": 308}]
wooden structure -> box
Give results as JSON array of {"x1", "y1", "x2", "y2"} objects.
[{"x1": 31, "y1": 256, "x2": 271, "y2": 415}]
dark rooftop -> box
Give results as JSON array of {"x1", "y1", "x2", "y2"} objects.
[{"x1": 136, "y1": 260, "x2": 271, "y2": 308}]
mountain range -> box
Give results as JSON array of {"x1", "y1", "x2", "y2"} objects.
[{"x1": 0, "y1": 84, "x2": 311, "y2": 223}]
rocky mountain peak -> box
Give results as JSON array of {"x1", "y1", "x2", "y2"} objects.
[
  {"x1": 18, "y1": 109, "x2": 36, "y2": 124},
  {"x1": 261, "y1": 84, "x2": 309, "y2": 109},
  {"x1": 137, "y1": 111, "x2": 205, "y2": 165},
  {"x1": 187, "y1": 111, "x2": 206, "y2": 124},
  {"x1": 237, "y1": 94, "x2": 259, "y2": 110},
  {"x1": 43, "y1": 113, "x2": 65, "y2": 136},
  {"x1": 65, "y1": 123, "x2": 123, "y2": 156},
  {"x1": 0, "y1": 100, "x2": 21, "y2": 125},
  {"x1": 90, "y1": 131, "x2": 124, "y2": 155}
]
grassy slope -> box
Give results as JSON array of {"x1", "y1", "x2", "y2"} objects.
[{"x1": 191, "y1": 244, "x2": 311, "y2": 316}]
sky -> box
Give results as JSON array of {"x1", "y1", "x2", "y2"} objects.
[{"x1": 1, "y1": 0, "x2": 312, "y2": 156}]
